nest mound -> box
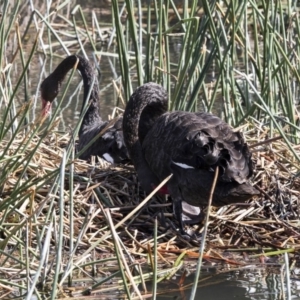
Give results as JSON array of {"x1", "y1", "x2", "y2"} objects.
[{"x1": 1, "y1": 124, "x2": 299, "y2": 297}]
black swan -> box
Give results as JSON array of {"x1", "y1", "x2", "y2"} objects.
[
  {"x1": 123, "y1": 82, "x2": 259, "y2": 230},
  {"x1": 40, "y1": 55, "x2": 128, "y2": 163}
]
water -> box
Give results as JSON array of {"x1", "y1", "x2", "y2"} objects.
[{"x1": 155, "y1": 267, "x2": 300, "y2": 300}]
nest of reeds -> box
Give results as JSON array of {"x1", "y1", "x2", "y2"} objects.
[
  {"x1": 1, "y1": 121, "x2": 299, "y2": 263},
  {"x1": 0, "y1": 119, "x2": 299, "y2": 299}
]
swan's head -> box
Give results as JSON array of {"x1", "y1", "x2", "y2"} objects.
[{"x1": 40, "y1": 74, "x2": 60, "y2": 116}]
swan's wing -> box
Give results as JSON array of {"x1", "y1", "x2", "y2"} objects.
[
  {"x1": 78, "y1": 117, "x2": 129, "y2": 163},
  {"x1": 143, "y1": 111, "x2": 253, "y2": 184}
]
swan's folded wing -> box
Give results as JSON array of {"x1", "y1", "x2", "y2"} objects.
[{"x1": 143, "y1": 111, "x2": 253, "y2": 184}]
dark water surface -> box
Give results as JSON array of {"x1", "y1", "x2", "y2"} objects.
[{"x1": 155, "y1": 266, "x2": 300, "y2": 300}]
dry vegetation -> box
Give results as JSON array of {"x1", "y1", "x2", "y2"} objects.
[{"x1": 0, "y1": 121, "x2": 299, "y2": 298}]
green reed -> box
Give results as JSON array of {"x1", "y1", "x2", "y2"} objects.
[{"x1": 113, "y1": 0, "x2": 300, "y2": 147}]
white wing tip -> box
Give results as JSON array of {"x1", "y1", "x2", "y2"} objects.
[
  {"x1": 103, "y1": 153, "x2": 114, "y2": 164},
  {"x1": 172, "y1": 161, "x2": 194, "y2": 169}
]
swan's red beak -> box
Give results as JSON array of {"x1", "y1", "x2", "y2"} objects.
[{"x1": 42, "y1": 98, "x2": 52, "y2": 117}]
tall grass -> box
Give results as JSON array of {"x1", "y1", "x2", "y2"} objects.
[
  {"x1": 113, "y1": 0, "x2": 300, "y2": 154},
  {"x1": 0, "y1": 0, "x2": 299, "y2": 299}
]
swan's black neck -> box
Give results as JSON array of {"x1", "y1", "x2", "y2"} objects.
[
  {"x1": 43, "y1": 55, "x2": 101, "y2": 135},
  {"x1": 123, "y1": 82, "x2": 168, "y2": 173}
]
